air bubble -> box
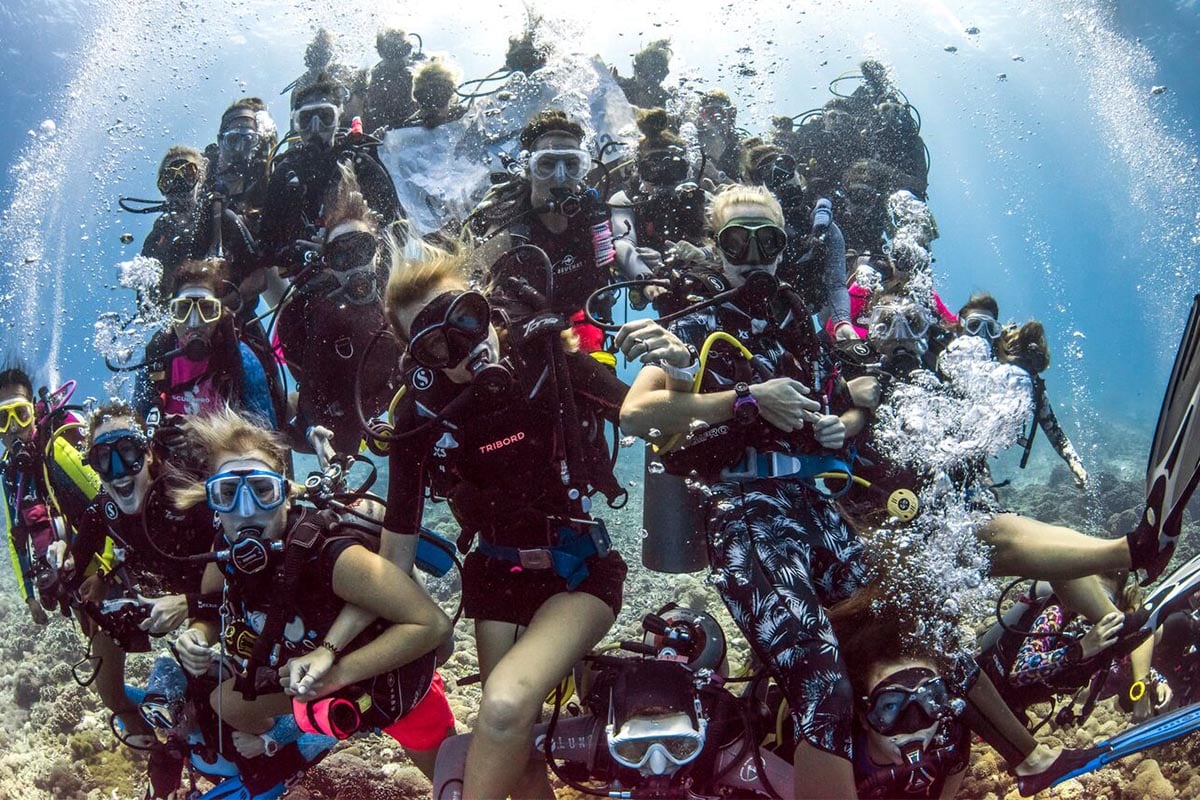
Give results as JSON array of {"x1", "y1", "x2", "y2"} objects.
[
  {"x1": 647, "y1": 461, "x2": 665, "y2": 474},
  {"x1": 619, "y1": 435, "x2": 637, "y2": 448}
]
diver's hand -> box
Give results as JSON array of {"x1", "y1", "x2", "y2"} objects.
[
  {"x1": 814, "y1": 415, "x2": 847, "y2": 449},
  {"x1": 46, "y1": 540, "x2": 74, "y2": 577},
  {"x1": 279, "y1": 646, "x2": 337, "y2": 700},
  {"x1": 846, "y1": 376, "x2": 881, "y2": 409},
  {"x1": 635, "y1": 246, "x2": 664, "y2": 272},
  {"x1": 79, "y1": 573, "x2": 108, "y2": 605},
  {"x1": 306, "y1": 425, "x2": 336, "y2": 469},
  {"x1": 1080, "y1": 612, "x2": 1123, "y2": 660},
  {"x1": 614, "y1": 318, "x2": 692, "y2": 367},
  {"x1": 834, "y1": 322, "x2": 860, "y2": 341},
  {"x1": 176, "y1": 627, "x2": 215, "y2": 676},
  {"x1": 138, "y1": 593, "x2": 188, "y2": 634},
  {"x1": 26, "y1": 598, "x2": 48, "y2": 626},
  {"x1": 232, "y1": 731, "x2": 270, "y2": 759},
  {"x1": 750, "y1": 379, "x2": 820, "y2": 432},
  {"x1": 155, "y1": 413, "x2": 191, "y2": 453},
  {"x1": 664, "y1": 239, "x2": 708, "y2": 265},
  {"x1": 1069, "y1": 460, "x2": 1089, "y2": 490}
]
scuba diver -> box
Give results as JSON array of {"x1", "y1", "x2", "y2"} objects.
[
  {"x1": 829, "y1": 579, "x2": 974, "y2": 799},
  {"x1": 620, "y1": 185, "x2": 870, "y2": 797},
  {"x1": 407, "y1": 59, "x2": 466, "y2": 129},
  {"x1": 140, "y1": 145, "x2": 210, "y2": 302},
  {"x1": 502, "y1": 13, "x2": 549, "y2": 75},
  {"x1": 286, "y1": 28, "x2": 366, "y2": 120},
  {"x1": 173, "y1": 408, "x2": 454, "y2": 777},
  {"x1": 257, "y1": 73, "x2": 402, "y2": 279},
  {"x1": 364, "y1": 27, "x2": 420, "y2": 132},
  {"x1": 979, "y1": 574, "x2": 1169, "y2": 728},
  {"x1": 827, "y1": 569, "x2": 1103, "y2": 799},
  {"x1": 741, "y1": 141, "x2": 855, "y2": 340},
  {"x1": 132, "y1": 258, "x2": 278, "y2": 427},
  {"x1": 607, "y1": 108, "x2": 706, "y2": 304},
  {"x1": 199, "y1": 97, "x2": 278, "y2": 326},
  {"x1": 471, "y1": 110, "x2": 621, "y2": 354},
  {"x1": 995, "y1": 318, "x2": 1090, "y2": 488},
  {"x1": 694, "y1": 90, "x2": 743, "y2": 185},
  {"x1": 49, "y1": 400, "x2": 220, "y2": 747},
  {"x1": 836, "y1": 158, "x2": 907, "y2": 254},
  {"x1": 853, "y1": 286, "x2": 1174, "y2": 589},
  {"x1": 375, "y1": 239, "x2": 684, "y2": 798},
  {"x1": 275, "y1": 162, "x2": 401, "y2": 456},
  {"x1": 611, "y1": 39, "x2": 673, "y2": 110},
  {"x1": 0, "y1": 362, "x2": 99, "y2": 624}
]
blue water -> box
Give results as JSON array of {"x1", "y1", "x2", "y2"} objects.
[{"x1": 0, "y1": 0, "x2": 1197, "y2": 451}]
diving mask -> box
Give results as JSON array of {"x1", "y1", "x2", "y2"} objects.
[
  {"x1": 169, "y1": 295, "x2": 223, "y2": 326},
  {"x1": 407, "y1": 291, "x2": 492, "y2": 369},
  {"x1": 158, "y1": 158, "x2": 201, "y2": 197},
  {"x1": 323, "y1": 230, "x2": 380, "y2": 304},
  {"x1": 293, "y1": 102, "x2": 340, "y2": 145},
  {"x1": 205, "y1": 469, "x2": 287, "y2": 515},
  {"x1": 867, "y1": 301, "x2": 932, "y2": 342},
  {"x1": 751, "y1": 153, "x2": 798, "y2": 190},
  {"x1": 864, "y1": 668, "x2": 954, "y2": 737},
  {"x1": 0, "y1": 400, "x2": 35, "y2": 433},
  {"x1": 220, "y1": 127, "x2": 260, "y2": 160},
  {"x1": 607, "y1": 707, "x2": 707, "y2": 775},
  {"x1": 962, "y1": 312, "x2": 1001, "y2": 339},
  {"x1": 716, "y1": 217, "x2": 788, "y2": 265},
  {"x1": 638, "y1": 148, "x2": 690, "y2": 186},
  {"x1": 528, "y1": 148, "x2": 590, "y2": 185},
  {"x1": 88, "y1": 430, "x2": 148, "y2": 482}
]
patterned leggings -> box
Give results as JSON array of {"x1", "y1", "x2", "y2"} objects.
[{"x1": 706, "y1": 478, "x2": 866, "y2": 760}]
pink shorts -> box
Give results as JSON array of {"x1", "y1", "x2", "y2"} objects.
[{"x1": 381, "y1": 671, "x2": 454, "y2": 751}]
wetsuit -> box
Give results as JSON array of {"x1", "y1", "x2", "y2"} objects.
[
  {"x1": 221, "y1": 508, "x2": 449, "y2": 743},
  {"x1": 257, "y1": 138, "x2": 401, "y2": 277},
  {"x1": 133, "y1": 328, "x2": 277, "y2": 428},
  {"x1": 773, "y1": 188, "x2": 851, "y2": 330},
  {"x1": 384, "y1": 315, "x2": 629, "y2": 626},
  {"x1": 664, "y1": 291, "x2": 865, "y2": 761},
  {"x1": 2, "y1": 430, "x2": 101, "y2": 604},
  {"x1": 67, "y1": 490, "x2": 218, "y2": 600},
  {"x1": 275, "y1": 261, "x2": 400, "y2": 454}
]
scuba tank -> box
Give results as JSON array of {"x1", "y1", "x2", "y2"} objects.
[{"x1": 641, "y1": 444, "x2": 707, "y2": 573}]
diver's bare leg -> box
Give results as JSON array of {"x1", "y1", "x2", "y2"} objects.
[
  {"x1": 982, "y1": 514, "x2": 1129, "y2": 580},
  {"x1": 463, "y1": 592, "x2": 614, "y2": 800}
]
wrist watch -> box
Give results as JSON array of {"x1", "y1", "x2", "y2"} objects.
[
  {"x1": 657, "y1": 345, "x2": 700, "y2": 382},
  {"x1": 260, "y1": 733, "x2": 279, "y2": 757},
  {"x1": 732, "y1": 383, "x2": 759, "y2": 425}
]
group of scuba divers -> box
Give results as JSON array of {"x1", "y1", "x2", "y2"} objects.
[{"x1": 7, "y1": 26, "x2": 1200, "y2": 799}]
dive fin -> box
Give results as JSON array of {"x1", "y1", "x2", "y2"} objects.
[
  {"x1": 1129, "y1": 294, "x2": 1200, "y2": 584},
  {"x1": 1049, "y1": 699, "x2": 1200, "y2": 788}
]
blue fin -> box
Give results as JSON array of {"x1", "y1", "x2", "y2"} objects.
[{"x1": 1052, "y1": 700, "x2": 1200, "y2": 787}]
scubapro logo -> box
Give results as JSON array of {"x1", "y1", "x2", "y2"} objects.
[
  {"x1": 412, "y1": 367, "x2": 434, "y2": 390},
  {"x1": 104, "y1": 501, "x2": 119, "y2": 520},
  {"x1": 479, "y1": 431, "x2": 525, "y2": 454}
]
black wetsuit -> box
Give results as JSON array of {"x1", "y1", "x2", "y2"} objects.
[
  {"x1": 665, "y1": 293, "x2": 865, "y2": 761},
  {"x1": 518, "y1": 214, "x2": 609, "y2": 315},
  {"x1": 257, "y1": 138, "x2": 401, "y2": 276},
  {"x1": 275, "y1": 260, "x2": 400, "y2": 453},
  {"x1": 383, "y1": 316, "x2": 628, "y2": 626},
  {"x1": 67, "y1": 491, "x2": 217, "y2": 599},
  {"x1": 220, "y1": 508, "x2": 435, "y2": 724}
]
